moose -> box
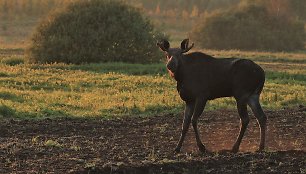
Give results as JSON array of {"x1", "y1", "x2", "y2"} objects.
[{"x1": 157, "y1": 39, "x2": 267, "y2": 153}]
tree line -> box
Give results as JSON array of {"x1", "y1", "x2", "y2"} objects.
[
  {"x1": 0, "y1": 0, "x2": 241, "y2": 21},
  {"x1": 1, "y1": 0, "x2": 305, "y2": 22}
]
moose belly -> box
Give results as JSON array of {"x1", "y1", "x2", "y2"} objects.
[
  {"x1": 176, "y1": 82, "x2": 234, "y2": 101},
  {"x1": 208, "y1": 84, "x2": 233, "y2": 100},
  {"x1": 177, "y1": 86, "x2": 194, "y2": 102}
]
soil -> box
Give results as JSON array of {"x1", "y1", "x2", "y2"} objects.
[{"x1": 0, "y1": 107, "x2": 305, "y2": 174}]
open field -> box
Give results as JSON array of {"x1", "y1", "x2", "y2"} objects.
[
  {"x1": 0, "y1": 48, "x2": 305, "y2": 119},
  {"x1": 0, "y1": 107, "x2": 305, "y2": 173},
  {"x1": 0, "y1": 1, "x2": 305, "y2": 173},
  {"x1": 0, "y1": 48, "x2": 305, "y2": 173}
]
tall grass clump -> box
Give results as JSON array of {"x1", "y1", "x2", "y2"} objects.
[
  {"x1": 191, "y1": 1, "x2": 306, "y2": 51},
  {"x1": 26, "y1": 0, "x2": 165, "y2": 64}
]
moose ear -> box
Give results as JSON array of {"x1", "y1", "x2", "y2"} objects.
[
  {"x1": 181, "y1": 39, "x2": 189, "y2": 50},
  {"x1": 156, "y1": 39, "x2": 170, "y2": 52},
  {"x1": 181, "y1": 39, "x2": 194, "y2": 53}
]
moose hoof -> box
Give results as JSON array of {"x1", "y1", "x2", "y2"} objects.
[
  {"x1": 231, "y1": 143, "x2": 240, "y2": 153},
  {"x1": 174, "y1": 147, "x2": 181, "y2": 154},
  {"x1": 231, "y1": 149, "x2": 239, "y2": 154},
  {"x1": 198, "y1": 144, "x2": 206, "y2": 153},
  {"x1": 255, "y1": 148, "x2": 264, "y2": 153},
  {"x1": 231, "y1": 147, "x2": 239, "y2": 154}
]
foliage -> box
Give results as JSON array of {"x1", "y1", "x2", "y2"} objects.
[
  {"x1": 26, "y1": 0, "x2": 165, "y2": 64},
  {"x1": 191, "y1": 2, "x2": 306, "y2": 51}
]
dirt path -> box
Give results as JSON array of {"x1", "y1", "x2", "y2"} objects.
[{"x1": 0, "y1": 107, "x2": 305, "y2": 173}]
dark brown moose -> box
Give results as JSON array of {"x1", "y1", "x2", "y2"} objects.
[{"x1": 157, "y1": 39, "x2": 267, "y2": 153}]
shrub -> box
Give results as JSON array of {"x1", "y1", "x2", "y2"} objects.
[
  {"x1": 191, "y1": 2, "x2": 306, "y2": 51},
  {"x1": 26, "y1": 0, "x2": 165, "y2": 64}
]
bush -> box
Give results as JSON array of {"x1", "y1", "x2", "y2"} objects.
[
  {"x1": 26, "y1": 0, "x2": 165, "y2": 64},
  {"x1": 191, "y1": 3, "x2": 306, "y2": 51}
]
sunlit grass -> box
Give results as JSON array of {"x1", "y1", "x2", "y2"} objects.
[
  {"x1": 0, "y1": 57, "x2": 305, "y2": 119},
  {"x1": 0, "y1": 64, "x2": 180, "y2": 118}
]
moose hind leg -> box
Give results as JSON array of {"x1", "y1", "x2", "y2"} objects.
[
  {"x1": 232, "y1": 100, "x2": 249, "y2": 153},
  {"x1": 248, "y1": 94, "x2": 267, "y2": 152}
]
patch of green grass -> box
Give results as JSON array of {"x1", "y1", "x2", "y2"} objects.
[
  {"x1": 0, "y1": 56, "x2": 25, "y2": 66},
  {"x1": 29, "y1": 62, "x2": 167, "y2": 76},
  {"x1": 0, "y1": 72, "x2": 10, "y2": 77},
  {"x1": 0, "y1": 104, "x2": 16, "y2": 118},
  {"x1": 266, "y1": 71, "x2": 306, "y2": 85},
  {"x1": 0, "y1": 91, "x2": 24, "y2": 102}
]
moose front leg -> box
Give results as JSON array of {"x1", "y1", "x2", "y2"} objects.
[
  {"x1": 174, "y1": 101, "x2": 195, "y2": 153},
  {"x1": 191, "y1": 98, "x2": 207, "y2": 153}
]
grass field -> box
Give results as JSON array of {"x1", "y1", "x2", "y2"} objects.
[{"x1": 0, "y1": 48, "x2": 305, "y2": 119}]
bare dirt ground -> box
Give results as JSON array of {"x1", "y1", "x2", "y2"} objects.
[{"x1": 0, "y1": 106, "x2": 305, "y2": 173}]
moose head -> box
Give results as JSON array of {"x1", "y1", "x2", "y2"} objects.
[{"x1": 157, "y1": 39, "x2": 194, "y2": 75}]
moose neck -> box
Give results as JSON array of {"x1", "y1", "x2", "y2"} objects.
[{"x1": 172, "y1": 57, "x2": 185, "y2": 82}]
